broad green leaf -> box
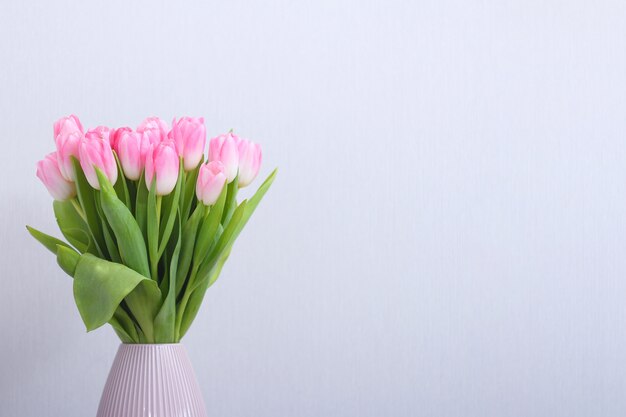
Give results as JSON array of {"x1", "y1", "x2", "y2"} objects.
[
  {"x1": 53, "y1": 200, "x2": 93, "y2": 253},
  {"x1": 73, "y1": 254, "x2": 161, "y2": 334},
  {"x1": 154, "y1": 215, "x2": 181, "y2": 343},
  {"x1": 112, "y1": 305, "x2": 140, "y2": 343},
  {"x1": 96, "y1": 169, "x2": 150, "y2": 278},
  {"x1": 193, "y1": 169, "x2": 277, "y2": 292},
  {"x1": 109, "y1": 314, "x2": 135, "y2": 343},
  {"x1": 26, "y1": 225, "x2": 72, "y2": 254},
  {"x1": 192, "y1": 201, "x2": 247, "y2": 292},
  {"x1": 178, "y1": 250, "x2": 229, "y2": 340},
  {"x1": 218, "y1": 168, "x2": 277, "y2": 254}
]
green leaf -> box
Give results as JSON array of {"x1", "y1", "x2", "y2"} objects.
[
  {"x1": 26, "y1": 225, "x2": 73, "y2": 254},
  {"x1": 53, "y1": 200, "x2": 93, "y2": 253},
  {"x1": 179, "y1": 250, "x2": 229, "y2": 340},
  {"x1": 192, "y1": 200, "x2": 247, "y2": 292},
  {"x1": 56, "y1": 245, "x2": 80, "y2": 276},
  {"x1": 100, "y1": 216, "x2": 122, "y2": 263},
  {"x1": 109, "y1": 313, "x2": 135, "y2": 343},
  {"x1": 94, "y1": 194, "x2": 122, "y2": 263},
  {"x1": 96, "y1": 169, "x2": 150, "y2": 278},
  {"x1": 240, "y1": 168, "x2": 277, "y2": 231},
  {"x1": 154, "y1": 215, "x2": 181, "y2": 343},
  {"x1": 72, "y1": 157, "x2": 106, "y2": 257},
  {"x1": 112, "y1": 305, "x2": 140, "y2": 343},
  {"x1": 194, "y1": 168, "x2": 277, "y2": 292},
  {"x1": 175, "y1": 204, "x2": 203, "y2": 297},
  {"x1": 221, "y1": 168, "x2": 277, "y2": 252},
  {"x1": 73, "y1": 254, "x2": 161, "y2": 333},
  {"x1": 192, "y1": 185, "x2": 227, "y2": 265}
]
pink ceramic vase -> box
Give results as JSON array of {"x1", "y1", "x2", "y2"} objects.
[{"x1": 97, "y1": 344, "x2": 207, "y2": 417}]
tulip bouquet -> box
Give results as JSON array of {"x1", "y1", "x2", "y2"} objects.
[{"x1": 28, "y1": 115, "x2": 275, "y2": 343}]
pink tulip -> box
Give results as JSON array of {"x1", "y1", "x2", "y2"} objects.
[
  {"x1": 54, "y1": 114, "x2": 83, "y2": 138},
  {"x1": 116, "y1": 129, "x2": 150, "y2": 180},
  {"x1": 79, "y1": 129, "x2": 118, "y2": 189},
  {"x1": 137, "y1": 117, "x2": 169, "y2": 145},
  {"x1": 170, "y1": 117, "x2": 206, "y2": 171},
  {"x1": 208, "y1": 133, "x2": 239, "y2": 183},
  {"x1": 86, "y1": 125, "x2": 113, "y2": 143},
  {"x1": 36, "y1": 152, "x2": 76, "y2": 201},
  {"x1": 236, "y1": 138, "x2": 262, "y2": 187},
  {"x1": 196, "y1": 161, "x2": 227, "y2": 206},
  {"x1": 54, "y1": 115, "x2": 84, "y2": 181},
  {"x1": 109, "y1": 127, "x2": 131, "y2": 151},
  {"x1": 145, "y1": 141, "x2": 179, "y2": 195}
]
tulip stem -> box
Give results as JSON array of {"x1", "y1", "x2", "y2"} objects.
[{"x1": 70, "y1": 198, "x2": 86, "y2": 222}]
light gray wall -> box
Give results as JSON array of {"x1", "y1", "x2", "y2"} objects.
[{"x1": 1, "y1": 1, "x2": 626, "y2": 416}]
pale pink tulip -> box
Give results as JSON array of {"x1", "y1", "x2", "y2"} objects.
[
  {"x1": 208, "y1": 133, "x2": 239, "y2": 183},
  {"x1": 79, "y1": 129, "x2": 118, "y2": 189},
  {"x1": 236, "y1": 138, "x2": 262, "y2": 187},
  {"x1": 86, "y1": 126, "x2": 113, "y2": 143},
  {"x1": 145, "y1": 141, "x2": 179, "y2": 195},
  {"x1": 170, "y1": 117, "x2": 206, "y2": 171},
  {"x1": 54, "y1": 115, "x2": 84, "y2": 181},
  {"x1": 117, "y1": 129, "x2": 151, "y2": 180},
  {"x1": 36, "y1": 152, "x2": 76, "y2": 201},
  {"x1": 137, "y1": 117, "x2": 169, "y2": 145},
  {"x1": 196, "y1": 161, "x2": 227, "y2": 206},
  {"x1": 109, "y1": 127, "x2": 131, "y2": 151}
]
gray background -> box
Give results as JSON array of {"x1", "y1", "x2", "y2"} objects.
[{"x1": 1, "y1": 1, "x2": 625, "y2": 416}]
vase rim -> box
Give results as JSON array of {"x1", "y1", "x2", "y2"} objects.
[{"x1": 120, "y1": 343, "x2": 182, "y2": 346}]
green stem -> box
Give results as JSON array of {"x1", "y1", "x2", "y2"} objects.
[
  {"x1": 150, "y1": 196, "x2": 162, "y2": 281},
  {"x1": 156, "y1": 195, "x2": 162, "y2": 220},
  {"x1": 70, "y1": 197, "x2": 87, "y2": 222}
]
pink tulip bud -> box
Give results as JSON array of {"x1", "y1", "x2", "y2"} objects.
[
  {"x1": 116, "y1": 129, "x2": 150, "y2": 180},
  {"x1": 109, "y1": 126, "x2": 131, "y2": 151},
  {"x1": 79, "y1": 129, "x2": 118, "y2": 189},
  {"x1": 170, "y1": 117, "x2": 206, "y2": 171},
  {"x1": 208, "y1": 133, "x2": 239, "y2": 183},
  {"x1": 145, "y1": 141, "x2": 180, "y2": 195},
  {"x1": 236, "y1": 138, "x2": 262, "y2": 187},
  {"x1": 87, "y1": 125, "x2": 113, "y2": 143},
  {"x1": 137, "y1": 117, "x2": 169, "y2": 145},
  {"x1": 36, "y1": 152, "x2": 76, "y2": 201},
  {"x1": 54, "y1": 115, "x2": 84, "y2": 181},
  {"x1": 196, "y1": 161, "x2": 227, "y2": 206}
]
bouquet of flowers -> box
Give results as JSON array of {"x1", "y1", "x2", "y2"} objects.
[{"x1": 28, "y1": 115, "x2": 276, "y2": 343}]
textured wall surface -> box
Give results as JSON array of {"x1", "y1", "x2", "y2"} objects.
[{"x1": 1, "y1": 1, "x2": 626, "y2": 416}]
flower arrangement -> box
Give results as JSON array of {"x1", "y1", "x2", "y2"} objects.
[{"x1": 28, "y1": 115, "x2": 276, "y2": 343}]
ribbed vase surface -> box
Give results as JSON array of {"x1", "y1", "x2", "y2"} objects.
[{"x1": 97, "y1": 344, "x2": 207, "y2": 417}]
